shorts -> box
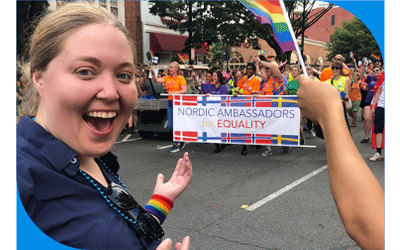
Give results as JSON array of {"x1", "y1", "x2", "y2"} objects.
[
  {"x1": 347, "y1": 99, "x2": 361, "y2": 112},
  {"x1": 373, "y1": 107, "x2": 385, "y2": 133}
]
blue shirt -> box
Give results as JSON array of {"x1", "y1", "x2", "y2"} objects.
[
  {"x1": 365, "y1": 75, "x2": 378, "y2": 103},
  {"x1": 17, "y1": 116, "x2": 161, "y2": 249},
  {"x1": 201, "y1": 83, "x2": 228, "y2": 95}
]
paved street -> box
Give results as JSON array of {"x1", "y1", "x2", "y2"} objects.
[{"x1": 113, "y1": 117, "x2": 384, "y2": 250}]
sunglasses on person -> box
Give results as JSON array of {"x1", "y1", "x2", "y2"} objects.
[
  {"x1": 332, "y1": 67, "x2": 342, "y2": 70},
  {"x1": 108, "y1": 182, "x2": 164, "y2": 241},
  {"x1": 372, "y1": 69, "x2": 380, "y2": 73}
]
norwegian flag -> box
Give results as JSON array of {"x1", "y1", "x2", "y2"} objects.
[
  {"x1": 220, "y1": 96, "x2": 253, "y2": 107},
  {"x1": 222, "y1": 71, "x2": 231, "y2": 79}
]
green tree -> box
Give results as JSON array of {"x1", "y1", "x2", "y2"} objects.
[
  {"x1": 149, "y1": 1, "x2": 333, "y2": 63},
  {"x1": 327, "y1": 17, "x2": 381, "y2": 63}
]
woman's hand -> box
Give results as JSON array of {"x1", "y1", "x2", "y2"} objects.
[
  {"x1": 156, "y1": 236, "x2": 190, "y2": 250},
  {"x1": 152, "y1": 152, "x2": 192, "y2": 202}
]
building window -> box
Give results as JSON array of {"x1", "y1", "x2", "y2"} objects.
[
  {"x1": 229, "y1": 52, "x2": 245, "y2": 70},
  {"x1": 110, "y1": 0, "x2": 118, "y2": 17},
  {"x1": 331, "y1": 15, "x2": 335, "y2": 26},
  {"x1": 99, "y1": 0, "x2": 107, "y2": 9}
]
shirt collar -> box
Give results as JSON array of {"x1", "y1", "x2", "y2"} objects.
[{"x1": 17, "y1": 116, "x2": 120, "y2": 176}]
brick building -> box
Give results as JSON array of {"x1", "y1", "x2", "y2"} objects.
[{"x1": 48, "y1": 0, "x2": 145, "y2": 64}]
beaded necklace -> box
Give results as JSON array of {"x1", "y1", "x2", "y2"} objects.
[{"x1": 78, "y1": 158, "x2": 139, "y2": 227}]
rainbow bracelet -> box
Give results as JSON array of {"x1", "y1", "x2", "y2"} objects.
[{"x1": 144, "y1": 194, "x2": 174, "y2": 224}]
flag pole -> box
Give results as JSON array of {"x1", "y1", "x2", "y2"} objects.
[{"x1": 279, "y1": 0, "x2": 308, "y2": 77}]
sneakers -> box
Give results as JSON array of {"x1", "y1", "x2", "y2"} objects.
[
  {"x1": 360, "y1": 138, "x2": 370, "y2": 143},
  {"x1": 169, "y1": 144, "x2": 180, "y2": 153},
  {"x1": 169, "y1": 142, "x2": 185, "y2": 153},
  {"x1": 369, "y1": 152, "x2": 383, "y2": 162},
  {"x1": 261, "y1": 149, "x2": 272, "y2": 157}
]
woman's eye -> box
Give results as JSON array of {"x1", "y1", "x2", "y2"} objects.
[
  {"x1": 117, "y1": 73, "x2": 132, "y2": 82},
  {"x1": 77, "y1": 69, "x2": 94, "y2": 77}
]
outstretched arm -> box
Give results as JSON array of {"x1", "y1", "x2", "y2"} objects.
[
  {"x1": 150, "y1": 66, "x2": 166, "y2": 84},
  {"x1": 152, "y1": 152, "x2": 192, "y2": 202},
  {"x1": 297, "y1": 75, "x2": 384, "y2": 250}
]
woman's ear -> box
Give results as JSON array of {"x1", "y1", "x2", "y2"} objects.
[{"x1": 32, "y1": 70, "x2": 45, "y2": 96}]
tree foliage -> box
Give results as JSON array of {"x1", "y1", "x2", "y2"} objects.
[
  {"x1": 149, "y1": 1, "x2": 333, "y2": 63},
  {"x1": 327, "y1": 17, "x2": 381, "y2": 62}
]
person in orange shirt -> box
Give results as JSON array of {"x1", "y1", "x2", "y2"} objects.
[
  {"x1": 236, "y1": 63, "x2": 261, "y2": 96},
  {"x1": 150, "y1": 61, "x2": 187, "y2": 153},
  {"x1": 347, "y1": 71, "x2": 362, "y2": 127},
  {"x1": 235, "y1": 63, "x2": 260, "y2": 155},
  {"x1": 320, "y1": 54, "x2": 351, "y2": 82}
]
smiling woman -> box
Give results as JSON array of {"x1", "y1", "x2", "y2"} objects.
[{"x1": 17, "y1": 2, "x2": 192, "y2": 250}]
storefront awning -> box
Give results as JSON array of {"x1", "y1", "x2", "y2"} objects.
[{"x1": 150, "y1": 33, "x2": 208, "y2": 55}]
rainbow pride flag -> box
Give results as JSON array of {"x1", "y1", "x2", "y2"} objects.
[
  {"x1": 239, "y1": 0, "x2": 296, "y2": 52},
  {"x1": 146, "y1": 49, "x2": 154, "y2": 61},
  {"x1": 177, "y1": 53, "x2": 188, "y2": 65}
]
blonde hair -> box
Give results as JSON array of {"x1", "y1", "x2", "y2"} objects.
[
  {"x1": 24, "y1": 2, "x2": 136, "y2": 117},
  {"x1": 169, "y1": 61, "x2": 180, "y2": 70}
]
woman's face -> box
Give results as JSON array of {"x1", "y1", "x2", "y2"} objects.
[
  {"x1": 260, "y1": 67, "x2": 269, "y2": 81},
  {"x1": 353, "y1": 72, "x2": 360, "y2": 81},
  {"x1": 235, "y1": 71, "x2": 243, "y2": 81},
  {"x1": 212, "y1": 72, "x2": 219, "y2": 84},
  {"x1": 32, "y1": 24, "x2": 137, "y2": 158},
  {"x1": 168, "y1": 63, "x2": 178, "y2": 75},
  {"x1": 291, "y1": 67, "x2": 299, "y2": 78},
  {"x1": 332, "y1": 66, "x2": 342, "y2": 76},
  {"x1": 368, "y1": 63, "x2": 374, "y2": 69},
  {"x1": 206, "y1": 73, "x2": 212, "y2": 83}
]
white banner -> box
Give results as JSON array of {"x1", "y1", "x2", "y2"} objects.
[{"x1": 173, "y1": 95, "x2": 301, "y2": 146}]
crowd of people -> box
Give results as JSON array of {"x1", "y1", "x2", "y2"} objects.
[
  {"x1": 17, "y1": 49, "x2": 385, "y2": 161},
  {"x1": 16, "y1": 2, "x2": 384, "y2": 249},
  {"x1": 115, "y1": 52, "x2": 384, "y2": 161}
]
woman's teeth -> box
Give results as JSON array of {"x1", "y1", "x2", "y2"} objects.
[{"x1": 86, "y1": 111, "x2": 117, "y2": 119}]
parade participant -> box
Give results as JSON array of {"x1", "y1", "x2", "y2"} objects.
[
  {"x1": 285, "y1": 65, "x2": 306, "y2": 146},
  {"x1": 347, "y1": 71, "x2": 362, "y2": 127},
  {"x1": 236, "y1": 63, "x2": 260, "y2": 155},
  {"x1": 255, "y1": 58, "x2": 284, "y2": 156},
  {"x1": 359, "y1": 65, "x2": 381, "y2": 143},
  {"x1": 231, "y1": 70, "x2": 244, "y2": 95},
  {"x1": 17, "y1": 3, "x2": 192, "y2": 249},
  {"x1": 371, "y1": 70, "x2": 385, "y2": 150},
  {"x1": 297, "y1": 75, "x2": 384, "y2": 250},
  {"x1": 320, "y1": 54, "x2": 351, "y2": 82},
  {"x1": 203, "y1": 71, "x2": 228, "y2": 153},
  {"x1": 306, "y1": 66, "x2": 320, "y2": 81},
  {"x1": 327, "y1": 61, "x2": 352, "y2": 131},
  {"x1": 369, "y1": 82, "x2": 385, "y2": 161},
  {"x1": 150, "y1": 62, "x2": 188, "y2": 153},
  {"x1": 236, "y1": 63, "x2": 261, "y2": 96}
]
